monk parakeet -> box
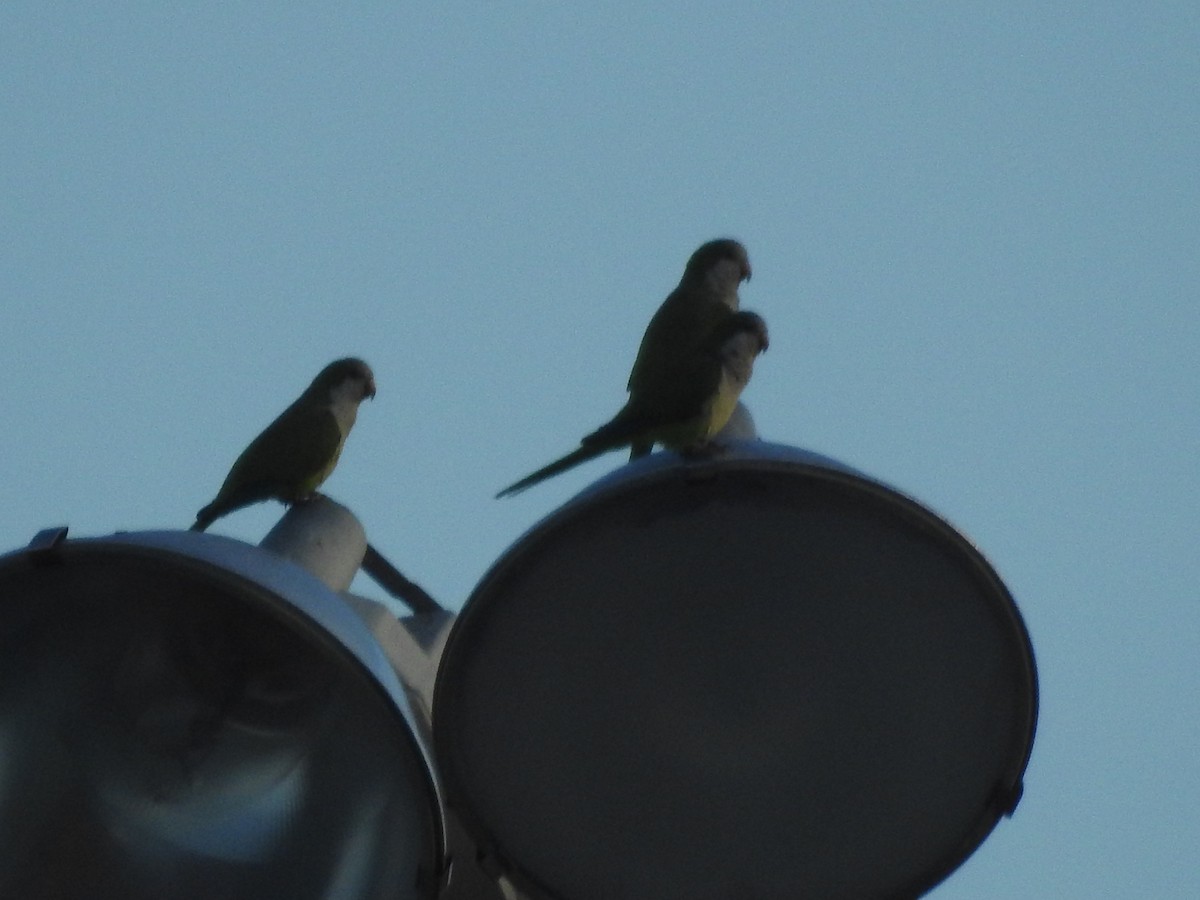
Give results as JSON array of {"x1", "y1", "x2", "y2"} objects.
[
  {"x1": 496, "y1": 310, "x2": 769, "y2": 497},
  {"x1": 625, "y1": 238, "x2": 752, "y2": 458},
  {"x1": 497, "y1": 239, "x2": 754, "y2": 498},
  {"x1": 191, "y1": 357, "x2": 376, "y2": 531}
]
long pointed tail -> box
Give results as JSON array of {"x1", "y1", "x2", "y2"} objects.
[
  {"x1": 496, "y1": 444, "x2": 611, "y2": 498},
  {"x1": 190, "y1": 507, "x2": 215, "y2": 531}
]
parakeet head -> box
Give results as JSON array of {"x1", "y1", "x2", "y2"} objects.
[
  {"x1": 312, "y1": 357, "x2": 377, "y2": 403},
  {"x1": 719, "y1": 310, "x2": 770, "y2": 355},
  {"x1": 684, "y1": 238, "x2": 752, "y2": 285}
]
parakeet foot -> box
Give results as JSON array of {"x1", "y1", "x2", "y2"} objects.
[{"x1": 680, "y1": 440, "x2": 729, "y2": 460}]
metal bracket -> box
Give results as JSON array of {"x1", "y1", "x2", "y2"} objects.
[{"x1": 26, "y1": 526, "x2": 69, "y2": 564}]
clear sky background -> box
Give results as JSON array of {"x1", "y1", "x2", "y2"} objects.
[{"x1": 2, "y1": 4, "x2": 1197, "y2": 897}]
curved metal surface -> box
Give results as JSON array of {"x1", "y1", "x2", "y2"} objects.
[
  {"x1": 435, "y1": 441, "x2": 1037, "y2": 900},
  {"x1": 0, "y1": 530, "x2": 445, "y2": 900}
]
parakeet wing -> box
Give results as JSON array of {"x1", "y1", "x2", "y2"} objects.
[
  {"x1": 593, "y1": 338, "x2": 728, "y2": 450},
  {"x1": 628, "y1": 296, "x2": 729, "y2": 393},
  {"x1": 606, "y1": 309, "x2": 766, "y2": 450},
  {"x1": 217, "y1": 403, "x2": 345, "y2": 506}
]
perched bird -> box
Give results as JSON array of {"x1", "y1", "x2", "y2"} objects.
[
  {"x1": 496, "y1": 310, "x2": 769, "y2": 497},
  {"x1": 625, "y1": 238, "x2": 751, "y2": 458},
  {"x1": 191, "y1": 357, "x2": 376, "y2": 531},
  {"x1": 497, "y1": 239, "x2": 754, "y2": 498}
]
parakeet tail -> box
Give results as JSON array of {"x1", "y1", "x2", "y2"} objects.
[
  {"x1": 190, "y1": 507, "x2": 216, "y2": 532},
  {"x1": 192, "y1": 496, "x2": 235, "y2": 531},
  {"x1": 495, "y1": 444, "x2": 609, "y2": 498}
]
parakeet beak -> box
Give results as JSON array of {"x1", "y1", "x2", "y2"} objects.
[
  {"x1": 364, "y1": 379, "x2": 377, "y2": 400},
  {"x1": 750, "y1": 315, "x2": 769, "y2": 351},
  {"x1": 742, "y1": 261, "x2": 752, "y2": 283}
]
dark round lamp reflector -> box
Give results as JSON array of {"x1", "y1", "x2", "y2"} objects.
[
  {"x1": 0, "y1": 531, "x2": 443, "y2": 900},
  {"x1": 434, "y1": 443, "x2": 1036, "y2": 900}
]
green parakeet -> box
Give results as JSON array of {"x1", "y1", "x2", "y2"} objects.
[
  {"x1": 496, "y1": 309, "x2": 769, "y2": 498},
  {"x1": 191, "y1": 357, "x2": 376, "y2": 531},
  {"x1": 625, "y1": 238, "x2": 752, "y2": 458}
]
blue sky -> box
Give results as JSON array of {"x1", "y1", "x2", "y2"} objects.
[{"x1": 2, "y1": 4, "x2": 1197, "y2": 896}]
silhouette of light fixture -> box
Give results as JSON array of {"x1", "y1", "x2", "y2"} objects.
[
  {"x1": 0, "y1": 522, "x2": 444, "y2": 900},
  {"x1": 434, "y1": 441, "x2": 1037, "y2": 899}
]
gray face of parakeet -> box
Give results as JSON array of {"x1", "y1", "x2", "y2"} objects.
[{"x1": 682, "y1": 238, "x2": 752, "y2": 294}]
